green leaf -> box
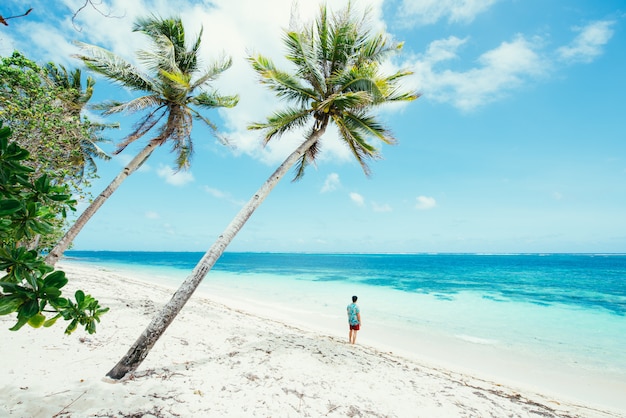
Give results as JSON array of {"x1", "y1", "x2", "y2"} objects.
[
  {"x1": 64, "y1": 319, "x2": 78, "y2": 335},
  {"x1": 28, "y1": 313, "x2": 46, "y2": 328},
  {"x1": 50, "y1": 297, "x2": 69, "y2": 309},
  {"x1": 43, "y1": 270, "x2": 68, "y2": 289},
  {"x1": 42, "y1": 287, "x2": 62, "y2": 298},
  {"x1": 20, "y1": 299, "x2": 39, "y2": 318},
  {"x1": 43, "y1": 314, "x2": 61, "y2": 327},
  {"x1": 47, "y1": 194, "x2": 72, "y2": 202},
  {"x1": 9, "y1": 316, "x2": 29, "y2": 331},
  {"x1": 0, "y1": 296, "x2": 23, "y2": 315},
  {"x1": 0, "y1": 199, "x2": 22, "y2": 216},
  {"x1": 0, "y1": 281, "x2": 22, "y2": 293},
  {"x1": 75, "y1": 290, "x2": 85, "y2": 306}
]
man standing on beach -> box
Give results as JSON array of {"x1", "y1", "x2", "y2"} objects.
[{"x1": 347, "y1": 295, "x2": 361, "y2": 344}]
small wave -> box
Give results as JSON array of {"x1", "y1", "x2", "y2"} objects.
[{"x1": 456, "y1": 334, "x2": 499, "y2": 345}]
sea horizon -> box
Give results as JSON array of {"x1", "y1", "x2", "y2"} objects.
[{"x1": 63, "y1": 249, "x2": 626, "y2": 257}]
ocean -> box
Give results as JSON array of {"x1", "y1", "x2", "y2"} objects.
[{"x1": 62, "y1": 251, "x2": 626, "y2": 406}]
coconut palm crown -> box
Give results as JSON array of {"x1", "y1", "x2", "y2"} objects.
[
  {"x1": 74, "y1": 16, "x2": 239, "y2": 170},
  {"x1": 248, "y1": 4, "x2": 418, "y2": 178}
]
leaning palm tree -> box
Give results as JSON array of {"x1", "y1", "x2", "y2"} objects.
[
  {"x1": 106, "y1": 4, "x2": 418, "y2": 380},
  {"x1": 45, "y1": 16, "x2": 239, "y2": 266}
]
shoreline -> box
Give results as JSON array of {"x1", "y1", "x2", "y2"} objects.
[
  {"x1": 70, "y1": 258, "x2": 626, "y2": 411},
  {"x1": 1, "y1": 262, "x2": 624, "y2": 417}
]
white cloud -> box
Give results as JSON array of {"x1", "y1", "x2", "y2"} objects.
[
  {"x1": 157, "y1": 165, "x2": 195, "y2": 186},
  {"x1": 202, "y1": 186, "x2": 227, "y2": 199},
  {"x1": 202, "y1": 185, "x2": 246, "y2": 206},
  {"x1": 350, "y1": 192, "x2": 365, "y2": 206},
  {"x1": 145, "y1": 211, "x2": 160, "y2": 219},
  {"x1": 321, "y1": 173, "x2": 341, "y2": 193},
  {"x1": 406, "y1": 18, "x2": 616, "y2": 111},
  {"x1": 162, "y1": 222, "x2": 176, "y2": 235},
  {"x1": 557, "y1": 20, "x2": 615, "y2": 63},
  {"x1": 425, "y1": 36, "x2": 469, "y2": 63},
  {"x1": 399, "y1": 0, "x2": 499, "y2": 26},
  {"x1": 415, "y1": 196, "x2": 436, "y2": 210},
  {"x1": 372, "y1": 202, "x2": 392, "y2": 212},
  {"x1": 410, "y1": 34, "x2": 547, "y2": 110}
]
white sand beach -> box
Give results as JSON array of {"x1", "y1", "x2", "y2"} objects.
[{"x1": 1, "y1": 262, "x2": 624, "y2": 417}]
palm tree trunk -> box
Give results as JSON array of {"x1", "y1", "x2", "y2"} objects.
[
  {"x1": 106, "y1": 127, "x2": 326, "y2": 380},
  {"x1": 45, "y1": 141, "x2": 159, "y2": 267}
]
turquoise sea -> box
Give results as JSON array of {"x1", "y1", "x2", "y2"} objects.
[{"x1": 63, "y1": 251, "x2": 626, "y2": 408}]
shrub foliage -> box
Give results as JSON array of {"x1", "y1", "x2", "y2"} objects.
[{"x1": 0, "y1": 123, "x2": 108, "y2": 333}]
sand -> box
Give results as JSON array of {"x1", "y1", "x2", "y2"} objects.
[{"x1": 1, "y1": 262, "x2": 624, "y2": 417}]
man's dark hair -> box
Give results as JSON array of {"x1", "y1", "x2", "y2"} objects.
[{"x1": 352, "y1": 295, "x2": 358, "y2": 302}]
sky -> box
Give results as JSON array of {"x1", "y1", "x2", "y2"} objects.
[{"x1": 1, "y1": 0, "x2": 625, "y2": 254}]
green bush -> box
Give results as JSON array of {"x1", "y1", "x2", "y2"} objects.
[{"x1": 0, "y1": 122, "x2": 108, "y2": 333}]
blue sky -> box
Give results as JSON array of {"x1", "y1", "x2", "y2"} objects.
[{"x1": 2, "y1": 0, "x2": 625, "y2": 253}]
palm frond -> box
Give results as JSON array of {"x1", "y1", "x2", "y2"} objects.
[
  {"x1": 89, "y1": 121, "x2": 120, "y2": 132},
  {"x1": 292, "y1": 137, "x2": 320, "y2": 181},
  {"x1": 328, "y1": 60, "x2": 379, "y2": 96},
  {"x1": 178, "y1": 27, "x2": 202, "y2": 73},
  {"x1": 354, "y1": 32, "x2": 402, "y2": 66},
  {"x1": 315, "y1": 5, "x2": 330, "y2": 68},
  {"x1": 114, "y1": 107, "x2": 167, "y2": 154},
  {"x1": 340, "y1": 114, "x2": 380, "y2": 154},
  {"x1": 134, "y1": 16, "x2": 186, "y2": 51},
  {"x1": 134, "y1": 16, "x2": 201, "y2": 74},
  {"x1": 92, "y1": 96, "x2": 163, "y2": 115},
  {"x1": 72, "y1": 130, "x2": 113, "y2": 179},
  {"x1": 188, "y1": 108, "x2": 217, "y2": 132},
  {"x1": 159, "y1": 69, "x2": 191, "y2": 90},
  {"x1": 136, "y1": 33, "x2": 177, "y2": 76},
  {"x1": 81, "y1": 138, "x2": 111, "y2": 163},
  {"x1": 327, "y1": 7, "x2": 360, "y2": 75},
  {"x1": 343, "y1": 111, "x2": 394, "y2": 145},
  {"x1": 43, "y1": 63, "x2": 94, "y2": 115},
  {"x1": 190, "y1": 56, "x2": 233, "y2": 90},
  {"x1": 381, "y1": 71, "x2": 420, "y2": 102},
  {"x1": 160, "y1": 108, "x2": 194, "y2": 170},
  {"x1": 284, "y1": 31, "x2": 325, "y2": 93},
  {"x1": 248, "y1": 54, "x2": 317, "y2": 106},
  {"x1": 317, "y1": 91, "x2": 372, "y2": 113},
  {"x1": 173, "y1": 140, "x2": 192, "y2": 169},
  {"x1": 81, "y1": 75, "x2": 96, "y2": 105},
  {"x1": 248, "y1": 106, "x2": 311, "y2": 144},
  {"x1": 73, "y1": 41, "x2": 156, "y2": 93},
  {"x1": 188, "y1": 107, "x2": 232, "y2": 148},
  {"x1": 192, "y1": 91, "x2": 239, "y2": 109},
  {"x1": 333, "y1": 115, "x2": 375, "y2": 176}
]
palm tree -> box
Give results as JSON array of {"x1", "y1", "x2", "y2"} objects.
[
  {"x1": 106, "y1": 4, "x2": 418, "y2": 380},
  {"x1": 45, "y1": 16, "x2": 239, "y2": 266},
  {"x1": 30, "y1": 64, "x2": 113, "y2": 252},
  {"x1": 43, "y1": 63, "x2": 113, "y2": 182}
]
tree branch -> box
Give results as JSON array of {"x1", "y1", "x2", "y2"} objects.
[
  {"x1": 0, "y1": 8, "x2": 33, "y2": 26},
  {"x1": 71, "y1": 0, "x2": 125, "y2": 32}
]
